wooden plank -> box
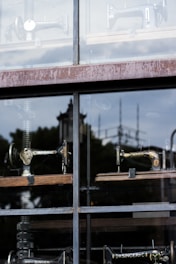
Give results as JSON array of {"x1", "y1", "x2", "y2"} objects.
[
  {"x1": 31, "y1": 217, "x2": 176, "y2": 232},
  {"x1": 95, "y1": 170, "x2": 176, "y2": 182},
  {"x1": 0, "y1": 174, "x2": 73, "y2": 187},
  {"x1": 86, "y1": 26, "x2": 176, "y2": 45}
]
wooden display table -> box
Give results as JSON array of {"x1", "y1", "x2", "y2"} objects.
[
  {"x1": 0, "y1": 174, "x2": 73, "y2": 187},
  {"x1": 95, "y1": 170, "x2": 176, "y2": 182}
]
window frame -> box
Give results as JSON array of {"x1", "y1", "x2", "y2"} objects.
[{"x1": 1, "y1": 0, "x2": 176, "y2": 263}]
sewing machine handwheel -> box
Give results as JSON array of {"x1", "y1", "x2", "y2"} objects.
[
  {"x1": 170, "y1": 240, "x2": 175, "y2": 264},
  {"x1": 8, "y1": 143, "x2": 20, "y2": 168}
]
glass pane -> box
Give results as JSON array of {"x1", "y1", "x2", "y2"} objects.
[
  {"x1": 80, "y1": 89, "x2": 176, "y2": 263},
  {"x1": 80, "y1": 0, "x2": 176, "y2": 63},
  {"x1": 0, "y1": 215, "x2": 73, "y2": 263},
  {"x1": 0, "y1": 96, "x2": 74, "y2": 263},
  {"x1": 0, "y1": 0, "x2": 73, "y2": 69},
  {"x1": 0, "y1": 95, "x2": 73, "y2": 209}
]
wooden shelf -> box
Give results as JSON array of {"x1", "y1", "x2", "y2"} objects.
[
  {"x1": 86, "y1": 26, "x2": 176, "y2": 45},
  {"x1": 0, "y1": 174, "x2": 73, "y2": 187},
  {"x1": 31, "y1": 216, "x2": 176, "y2": 232},
  {"x1": 95, "y1": 170, "x2": 176, "y2": 182}
]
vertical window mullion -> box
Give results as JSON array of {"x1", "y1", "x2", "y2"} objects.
[
  {"x1": 73, "y1": 0, "x2": 80, "y2": 64},
  {"x1": 73, "y1": 92, "x2": 80, "y2": 264}
]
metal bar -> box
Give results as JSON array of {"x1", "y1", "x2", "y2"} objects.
[
  {"x1": 170, "y1": 129, "x2": 176, "y2": 169},
  {"x1": 73, "y1": 92, "x2": 80, "y2": 264},
  {"x1": 36, "y1": 246, "x2": 175, "y2": 251},
  {"x1": 0, "y1": 207, "x2": 73, "y2": 216},
  {"x1": 73, "y1": 0, "x2": 79, "y2": 64},
  {"x1": 0, "y1": 0, "x2": 2, "y2": 43},
  {"x1": 1, "y1": 60, "x2": 176, "y2": 89},
  {"x1": 79, "y1": 203, "x2": 176, "y2": 214},
  {"x1": 86, "y1": 125, "x2": 91, "y2": 264}
]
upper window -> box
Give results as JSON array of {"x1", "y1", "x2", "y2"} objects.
[
  {"x1": 2, "y1": 0, "x2": 176, "y2": 69},
  {"x1": 80, "y1": 0, "x2": 176, "y2": 63},
  {"x1": 0, "y1": 0, "x2": 73, "y2": 69}
]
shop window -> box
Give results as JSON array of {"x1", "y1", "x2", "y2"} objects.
[
  {"x1": 0, "y1": 0, "x2": 73, "y2": 69},
  {"x1": 80, "y1": 0, "x2": 176, "y2": 63}
]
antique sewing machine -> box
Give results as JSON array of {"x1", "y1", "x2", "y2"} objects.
[
  {"x1": 5, "y1": 0, "x2": 69, "y2": 42},
  {"x1": 7, "y1": 216, "x2": 73, "y2": 264},
  {"x1": 12, "y1": 15, "x2": 69, "y2": 41},
  {"x1": 116, "y1": 146, "x2": 161, "y2": 174},
  {"x1": 107, "y1": 0, "x2": 167, "y2": 30},
  {"x1": 103, "y1": 242, "x2": 175, "y2": 264},
  {"x1": 6, "y1": 139, "x2": 72, "y2": 264},
  {"x1": 8, "y1": 139, "x2": 71, "y2": 176}
]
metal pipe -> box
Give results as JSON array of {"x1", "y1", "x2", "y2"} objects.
[
  {"x1": 170, "y1": 129, "x2": 176, "y2": 169},
  {"x1": 73, "y1": 0, "x2": 79, "y2": 64},
  {"x1": 86, "y1": 124, "x2": 91, "y2": 264}
]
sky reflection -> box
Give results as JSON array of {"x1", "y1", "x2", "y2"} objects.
[{"x1": 0, "y1": 89, "x2": 176, "y2": 150}]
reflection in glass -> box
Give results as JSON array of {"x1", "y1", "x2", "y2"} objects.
[
  {"x1": 0, "y1": 96, "x2": 74, "y2": 263},
  {"x1": 78, "y1": 89, "x2": 176, "y2": 263},
  {"x1": 0, "y1": 90, "x2": 176, "y2": 263},
  {"x1": 81, "y1": 90, "x2": 176, "y2": 150},
  {"x1": 0, "y1": 0, "x2": 73, "y2": 69},
  {"x1": 0, "y1": 95, "x2": 73, "y2": 209},
  {"x1": 80, "y1": 89, "x2": 176, "y2": 205},
  {"x1": 80, "y1": 0, "x2": 176, "y2": 63}
]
